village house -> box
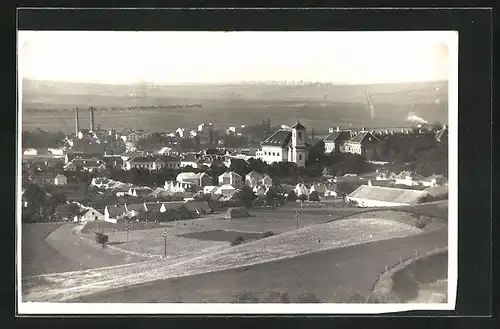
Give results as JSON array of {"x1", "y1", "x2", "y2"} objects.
[
  {"x1": 346, "y1": 185, "x2": 430, "y2": 207},
  {"x1": 180, "y1": 153, "x2": 199, "y2": 168},
  {"x1": 256, "y1": 121, "x2": 309, "y2": 168},
  {"x1": 339, "y1": 129, "x2": 380, "y2": 160},
  {"x1": 64, "y1": 158, "x2": 106, "y2": 172},
  {"x1": 253, "y1": 184, "x2": 267, "y2": 196},
  {"x1": 176, "y1": 172, "x2": 212, "y2": 187},
  {"x1": 91, "y1": 177, "x2": 110, "y2": 188},
  {"x1": 123, "y1": 156, "x2": 165, "y2": 171},
  {"x1": 54, "y1": 174, "x2": 68, "y2": 185},
  {"x1": 29, "y1": 173, "x2": 55, "y2": 185},
  {"x1": 215, "y1": 184, "x2": 238, "y2": 197},
  {"x1": 23, "y1": 148, "x2": 38, "y2": 156},
  {"x1": 128, "y1": 187, "x2": 154, "y2": 197},
  {"x1": 294, "y1": 183, "x2": 310, "y2": 197},
  {"x1": 218, "y1": 171, "x2": 243, "y2": 187},
  {"x1": 104, "y1": 205, "x2": 127, "y2": 223},
  {"x1": 245, "y1": 170, "x2": 264, "y2": 187},
  {"x1": 78, "y1": 208, "x2": 105, "y2": 222},
  {"x1": 149, "y1": 187, "x2": 171, "y2": 199},
  {"x1": 394, "y1": 171, "x2": 428, "y2": 187},
  {"x1": 144, "y1": 202, "x2": 168, "y2": 213},
  {"x1": 323, "y1": 128, "x2": 353, "y2": 154}
]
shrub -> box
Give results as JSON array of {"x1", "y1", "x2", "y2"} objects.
[
  {"x1": 286, "y1": 190, "x2": 297, "y2": 202},
  {"x1": 95, "y1": 231, "x2": 109, "y2": 246},
  {"x1": 308, "y1": 191, "x2": 320, "y2": 202},
  {"x1": 230, "y1": 235, "x2": 245, "y2": 246},
  {"x1": 261, "y1": 231, "x2": 275, "y2": 238},
  {"x1": 296, "y1": 292, "x2": 321, "y2": 303},
  {"x1": 298, "y1": 194, "x2": 308, "y2": 202}
]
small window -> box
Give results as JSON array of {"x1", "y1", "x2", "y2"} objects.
[
  {"x1": 299, "y1": 154, "x2": 302, "y2": 160},
  {"x1": 298, "y1": 132, "x2": 302, "y2": 139}
]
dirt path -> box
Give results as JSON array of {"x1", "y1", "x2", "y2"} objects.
[{"x1": 23, "y1": 218, "x2": 424, "y2": 302}]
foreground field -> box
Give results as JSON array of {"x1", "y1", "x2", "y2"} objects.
[
  {"x1": 21, "y1": 223, "x2": 86, "y2": 277},
  {"x1": 23, "y1": 217, "x2": 426, "y2": 302},
  {"x1": 74, "y1": 229, "x2": 447, "y2": 303}
]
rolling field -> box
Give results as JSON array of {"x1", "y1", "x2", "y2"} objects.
[
  {"x1": 73, "y1": 228, "x2": 447, "y2": 303},
  {"x1": 21, "y1": 223, "x2": 87, "y2": 277}
]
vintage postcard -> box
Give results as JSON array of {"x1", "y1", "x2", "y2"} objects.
[{"x1": 17, "y1": 30, "x2": 458, "y2": 314}]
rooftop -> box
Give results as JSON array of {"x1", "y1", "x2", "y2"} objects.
[
  {"x1": 261, "y1": 129, "x2": 292, "y2": 148},
  {"x1": 348, "y1": 185, "x2": 429, "y2": 204}
]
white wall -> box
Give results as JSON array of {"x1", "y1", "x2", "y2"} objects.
[
  {"x1": 260, "y1": 146, "x2": 286, "y2": 164},
  {"x1": 346, "y1": 197, "x2": 408, "y2": 208}
]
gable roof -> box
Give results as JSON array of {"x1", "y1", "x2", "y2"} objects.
[
  {"x1": 347, "y1": 185, "x2": 429, "y2": 204},
  {"x1": 323, "y1": 130, "x2": 352, "y2": 142},
  {"x1": 291, "y1": 122, "x2": 306, "y2": 130},
  {"x1": 348, "y1": 131, "x2": 380, "y2": 144},
  {"x1": 182, "y1": 153, "x2": 197, "y2": 162},
  {"x1": 261, "y1": 129, "x2": 292, "y2": 148},
  {"x1": 145, "y1": 202, "x2": 164, "y2": 212},
  {"x1": 126, "y1": 203, "x2": 146, "y2": 212},
  {"x1": 106, "y1": 205, "x2": 127, "y2": 217}
]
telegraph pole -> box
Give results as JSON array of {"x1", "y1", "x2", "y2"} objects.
[
  {"x1": 162, "y1": 229, "x2": 167, "y2": 257},
  {"x1": 296, "y1": 210, "x2": 299, "y2": 229},
  {"x1": 126, "y1": 225, "x2": 131, "y2": 246}
]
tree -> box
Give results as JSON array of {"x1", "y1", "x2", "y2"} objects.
[
  {"x1": 265, "y1": 188, "x2": 278, "y2": 206},
  {"x1": 308, "y1": 191, "x2": 320, "y2": 202},
  {"x1": 287, "y1": 190, "x2": 297, "y2": 202},
  {"x1": 298, "y1": 194, "x2": 307, "y2": 202},
  {"x1": 236, "y1": 186, "x2": 256, "y2": 208}
]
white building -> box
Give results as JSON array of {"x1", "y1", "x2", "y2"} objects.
[
  {"x1": 218, "y1": 171, "x2": 242, "y2": 187},
  {"x1": 215, "y1": 184, "x2": 238, "y2": 197},
  {"x1": 54, "y1": 174, "x2": 68, "y2": 185},
  {"x1": 322, "y1": 128, "x2": 353, "y2": 154},
  {"x1": 256, "y1": 121, "x2": 309, "y2": 168},
  {"x1": 294, "y1": 183, "x2": 310, "y2": 197}
]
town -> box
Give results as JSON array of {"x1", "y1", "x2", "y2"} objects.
[{"x1": 22, "y1": 105, "x2": 448, "y2": 225}]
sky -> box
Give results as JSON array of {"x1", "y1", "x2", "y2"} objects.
[{"x1": 18, "y1": 31, "x2": 455, "y2": 85}]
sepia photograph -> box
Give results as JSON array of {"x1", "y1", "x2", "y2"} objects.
[{"x1": 17, "y1": 30, "x2": 457, "y2": 314}]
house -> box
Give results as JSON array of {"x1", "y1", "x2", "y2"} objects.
[
  {"x1": 79, "y1": 208, "x2": 105, "y2": 222},
  {"x1": 149, "y1": 188, "x2": 171, "y2": 199},
  {"x1": 203, "y1": 185, "x2": 219, "y2": 195},
  {"x1": 180, "y1": 153, "x2": 199, "y2": 168},
  {"x1": 128, "y1": 187, "x2": 153, "y2": 197},
  {"x1": 255, "y1": 121, "x2": 309, "y2": 167},
  {"x1": 91, "y1": 177, "x2": 109, "y2": 188},
  {"x1": 23, "y1": 148, "x2": 38, "y2": 156},
  {"x1": 144, "y1": 202, "x2": 167, "y2": 213},
  {"x1": 309, "y1": 183, "x2": 327, "y2": 197},
  {"x1": 435, "y1": 124, "x2": 448, "y2": 143},
  {"x1": 245, "y1": 170, "x2": 264, "y2": 187},
  {"x1": 394, "y1": 171, "x2": 427, "y2": 186},
  {"x1": 161, "y1": 156, "x2": 181, "y2": 169},
  {"x1": 294, "y1": 183, "x2": 310, "y2": 197},
  {"x1": 346, "y1": 185, "x2": 430, "y2": 207},
  {"x1": 65, "y1": 158, "x2": 105, "y2": 171},
  {"x1": 54, "y1": 174, "x2": 68, "y2": 185},
  {"x1": 323, "y1": 128, "x2": 353, "y2": 154},
  {"x1": 30, "y1": 174, "x2": 55, "y2": 185},
  {"x1": 158, "y1": 146, "x2": 173, "y2": 155},
  {"x1": 104, "y1": 205, "x2": 127, "y2": 223},
  {"x1": 176, "y1": 172, "x2": 212, "y2": 187},
  {"x1": 261, "y1": 174, "x2": 273, "y2": 188},
  {"x1": 123, "y1": 157, "x2": 165, "y2": 171},
  {"x1": 253, "y1": 184, "x2": 267, "y2": 196},
  {"x1": 215, "y1": 184, "x2": 238, "y2": 197},
  {"x1": 218, "y1": 171, "x2": 242, "y2": 187},
  {"x1": 48, "y1": 148, "x2": 65, "y2": 156},
  {"x1": 340, "y1": 130, "x2": 380, "y2": 160},
  {"x1": 125, "y1": 203, "x2": 147, "y2": 217}
]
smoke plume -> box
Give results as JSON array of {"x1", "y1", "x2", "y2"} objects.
[{"x1": 407, "y1": 112, "x2": 428, "y2": 124}]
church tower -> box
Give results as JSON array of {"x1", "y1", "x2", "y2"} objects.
[{"x1": 291, "y1": 121, "x2": 308, "y2": 168}]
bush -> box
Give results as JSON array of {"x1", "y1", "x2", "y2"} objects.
[
  {"x1": 95, "y1": 231, "x2": 109, "y2": 246},
  {"x1": 261, "y1": 231, "x2": 275, "y2": 238},
  {"x1": 260, "y1": 291, "x2": 291, "y2": 303},
  {"x1": 230, "y1": 235, "x2": 245, "y2": 246},
  {"x1": 297, "y1": 194, "x2": 308, "y2": 202},
  {"x1": 308, "y1": 191, "x2": 320, "y2": 202}
]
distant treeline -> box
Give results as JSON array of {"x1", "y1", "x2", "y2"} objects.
[{"x1": 128, "y1": 104, "x2": 203, "y2": 109}]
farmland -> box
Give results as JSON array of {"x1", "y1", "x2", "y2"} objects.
[{"x1": 21, "y1": 201, "x2": 448, "y2": 302}]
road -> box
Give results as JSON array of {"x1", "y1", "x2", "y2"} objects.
[{"x1": 72, "y1": 229, "x2": 447, "y2": 303}]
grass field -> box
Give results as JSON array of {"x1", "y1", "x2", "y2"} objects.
[
  {"x1": 180, "y1": 230, "x2": 263, "y2": 242},
  {"x1": 72, "y1": 229, "x2": 447, "y2": 303},
  {"x1": 21, "y1": 223, "x2": 87, "y2": 278}
]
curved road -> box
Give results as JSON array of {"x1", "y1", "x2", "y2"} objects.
[{"x1": 72, "y1": 229, "x2": 447, "y2": 303}]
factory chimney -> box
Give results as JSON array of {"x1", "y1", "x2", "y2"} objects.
[
  {"x1": 90, "y1": 107, "x2": 95, "y2": 131},
  {"x1": 75, "y1": 107, "x2": 80, "y2": 135}
]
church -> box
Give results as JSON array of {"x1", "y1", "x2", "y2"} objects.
[{"x1": 256, "y1": 121, "x2": 309, "y2": 168}]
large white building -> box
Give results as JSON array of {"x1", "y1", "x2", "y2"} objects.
[{"x1": 256, "y1": 122, "x2": 309, "y2": 168}]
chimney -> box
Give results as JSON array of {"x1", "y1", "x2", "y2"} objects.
[
  {"x1": 361, "y1": 127, "x2": 366, "y2": 132},
  {"x1": 336, "y1": 127, "x2": 340, "y2": 132},
  {"x1": 90, "y1": 107, "x2": 95, "y2": 131},
  {"x1": 443, "y1": 124, "x2": 447, "y2": 129},
  {"x1": 75, "y1": 108, "x2": 80, "y2": 135}
]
